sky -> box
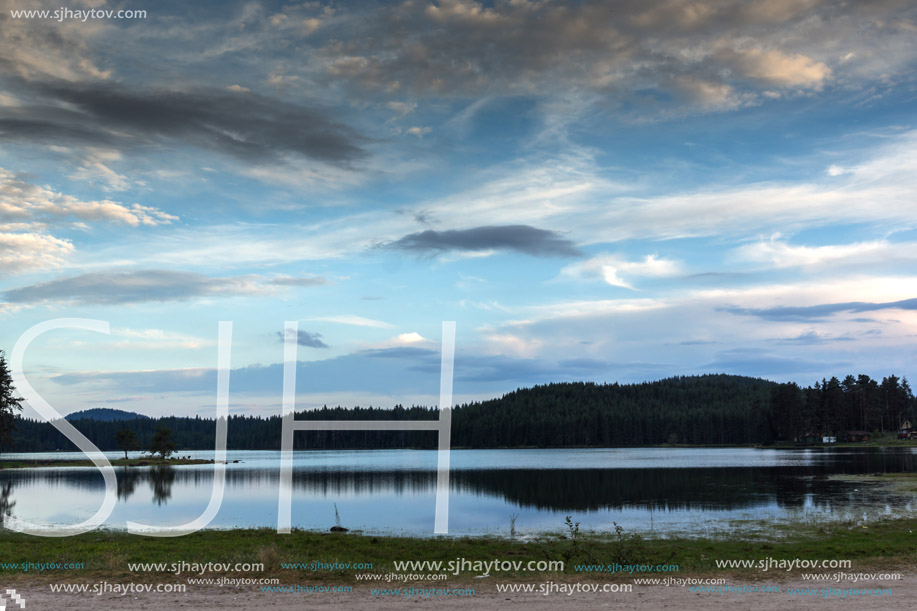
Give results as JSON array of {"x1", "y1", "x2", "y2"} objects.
[{"x1": 1, "y1": 0, "x2": 916, "y2": 419}]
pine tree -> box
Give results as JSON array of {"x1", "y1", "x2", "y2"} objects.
[
  {"x1": 0, "y1": 350, "x2": 23, "y2": 457},
  {"x1": 115, "y1": 428, "x2": 140, "y2": 459},
  {"x1": 149, "y1": 427, "x2": 175, "y2": 459}
]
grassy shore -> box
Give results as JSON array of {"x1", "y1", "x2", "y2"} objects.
[
  {"x1": 768, "y1": 432, "x2": 917, "y2": 449},
  {"x1": 1, "y1": 515, "x2": 915, "y2": 584}
]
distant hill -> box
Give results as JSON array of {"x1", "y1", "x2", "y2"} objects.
[
  {"x1": 11, "y1": 373, "x2": 914, "y2": 451},
  {"x1": 17, "y1": 375, "x2": 778, "y2": 450},
  {"x1": 64, "y1": 408, "x2": 148, "y2": 422}
]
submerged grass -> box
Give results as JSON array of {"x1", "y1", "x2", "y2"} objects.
[{"x1": 829, "y1": 471, "x2": 917, "y2": 493}]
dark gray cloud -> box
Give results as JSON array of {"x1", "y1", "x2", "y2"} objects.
[
  {"x1": 278, "y1": 329, "x2": 328, "y2": 349},
  {"x1": 2, "y1": 269, "x2": 263, "y2": 305},
  {"x1": 0, "y1": 80, "x2": 366, "y2": 165},
  {"x1": 295, "y1": 0, "x2": 917, "y2": 114},
  {"x1": 386, "y1": 225, "x2": 581, "y2": 258},
  {"x1": 721, "y1": 298, "x2": 917, "y2": 321},
  {"x1": 2, "y1": 0, "x2": 913, "y2": 139}
]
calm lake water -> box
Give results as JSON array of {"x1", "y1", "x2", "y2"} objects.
[{"x1": 1, "y1": 448, "x2": 915, "y2": 536}]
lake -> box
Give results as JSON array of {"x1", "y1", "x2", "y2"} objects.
[{"x1": 1, "y1": 447, "x2": 915, "y2": 536}]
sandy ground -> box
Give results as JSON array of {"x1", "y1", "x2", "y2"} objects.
[{"x1": 5, "y1": 575, "x2": 912, "y2": 610}]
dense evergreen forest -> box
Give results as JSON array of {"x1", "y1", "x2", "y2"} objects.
[
  {"x1": 759, "y1": 374, "x2": 915, "y2": 444},
  {"x1": 64, "y1": 408, "x2": 150, "y2": 422},
  {"x1": 7, "y1": 374, "x2": 916, "y2": 452}
]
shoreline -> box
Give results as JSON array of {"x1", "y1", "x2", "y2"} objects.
[
  {"x1": 2, "y1": 515, "x2": 916, "y2": 583},
  {"x1": 2, "y1": 436, "x2": 913, "y2": 463},
  {"x1": 0, "y1": 457, "x2": 218, "y2": 469}
]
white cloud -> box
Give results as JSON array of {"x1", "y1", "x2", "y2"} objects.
[
  {"x1": 0, "y1": 168, "x2": 176, "y2": 226},
  {"x1": 672, "y1": 76, "x2": 747, "y2": 109},
  {"x1": 733, "y1": 236, "x2": 913, "y2": 269},
  {"x1": 470, "y1": 274, "x2": 917, "y2": 375},
  {"x1": 407, "y1": 130, "x2": 917, "y2": 250},
  {"x1": 719, "y1": 48, "x2": 831, "y2": 88},
  {"x1": 0, "y1": 0, "x2": 112, "y2": 82},
  {"x1": 68, "y1": 150, "x2": 132, "y2": 191},
  {"x1": 406, "y1": 126, "x2": 431, "y2": 138},
  {"x1": 367, "y1": 332, "x2": 435, "y2": 350},
  {"x1": 0, "y1": 231, "x2": 74, "y2": 276},
  {"x1": 482, "y1": 333, "x2": 544, "y2": 358},
  {"x1": 106, "y1": 328, "x2": 215, "y2": 350},
  {"x1": 0, "y1": 92, "x2": 21, "y2": 107},
  {"x1": 561, "y1": 254, "x2": 683, "y2": 289},
  {"x1": 579, "y1": 132, "x2": 917, "y2": 243},
  {"x1": 386, "y1": 101, "x2": 416, "y2": 116},
  {"x1": 311, "y1": 315, "x2": 394, "y2": 328},
  {"x1": 65, "y1": 131, "x2": 917, "y2": 280},
  {"x1": 496, "y1": 274, "x2": 917, "y2": 336},
  {"x1": 390, "y1": 332, "x2": 429, "y2": 344}
]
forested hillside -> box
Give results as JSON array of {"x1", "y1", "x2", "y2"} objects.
[
  {"x1": 758, "y1": 374, "x2": 915, "y2": 444},
  {"x1": 64, "y1": 408, "x2": 148, "y2": 422},
  {"x1": 8, "y1": 374, "x2": 915, "y2": 452},
  {"x1": 452, "y1": 375, "x2": 774, "y2": 446}
]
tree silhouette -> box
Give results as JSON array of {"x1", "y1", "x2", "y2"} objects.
[
  {"x1": 0, "y1": 481, "x2": 15, "y2": 525},
  {"x1": 150, "y1": 465, "x2": 176, "y2": 505},
  {"x1": 0, "y1": 350, "x2": 23, "y2": 457},
  {"x1": 116, "y1": 466, "x2": 140, "y2": 501},
  {"x1": 6, "y1": 374, "x2": 916, "y2": 450},
  {"x1": 115, "y1": 428, "x2": 140, "y2": 459},
  {"x1": 149, "y1": 427, "x2": 175, "y2": 459}
]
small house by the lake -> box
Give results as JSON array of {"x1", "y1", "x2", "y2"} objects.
[{"x1": 845, "y1": 430, "x2": 870, "y2": 442}]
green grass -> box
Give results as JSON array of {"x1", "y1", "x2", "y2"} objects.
[
  {"x1": 769, "y1": 433, "x2": 917, "y2": 449},
  {"x1": 2, "y1": 516, "x2": 915, "y2": 584}
]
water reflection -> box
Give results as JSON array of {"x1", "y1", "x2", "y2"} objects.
[
  {"x1": 0, "y1": 481, "x2": 14, "y2": 525},
  {"x1": 2, "y1": 459, "x2": 915, "y2": 513},
  {"x1": 150, "y1": 466, "x2": 176, "y2": 506},
  {"x1": 0, "y1": 448, "x2": 914, "y2": 533},
  {"x1": 110, "y1": 466, "x2": 180, "y2": 505},
  {"x1": 117, "y1": 467, "x2": 140, "y2": 501}
]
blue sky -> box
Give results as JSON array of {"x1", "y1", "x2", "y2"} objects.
[{"x1": 1, "y1": 0, "x2": 916, "y2": 418}]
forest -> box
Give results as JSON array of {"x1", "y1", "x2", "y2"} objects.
[{"x1": 7, "y1": 373, "x2": 916, "y2": 452}]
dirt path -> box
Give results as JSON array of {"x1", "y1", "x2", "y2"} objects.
[{"x1": 5, "y1": 575, "x2": 911, "y2": 610}]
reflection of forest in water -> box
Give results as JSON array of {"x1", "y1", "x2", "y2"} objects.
[
  {"x1": 1, "y1": 447, "x2": 914, "y2": 512},
  {"x1": 116, "y1": 466, "x2": 176, "y2": 505},
  {"x1": 0, "y1": 481, "x2": 14, "y2": 525},
  {"x1": 1, "y1": 466, "x2": 178, "y2": 508}
]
